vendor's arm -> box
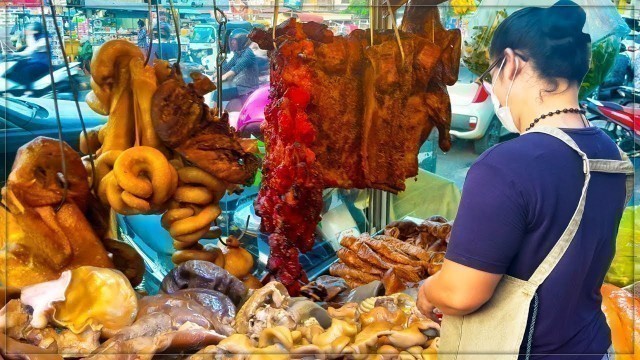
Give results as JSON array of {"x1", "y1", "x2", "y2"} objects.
[
  {"x1": 420, "y1": 260, "x2": 501, "y2": 316},
  {"x1": 418, "y1": 148, "x2": 528, "y2": 317}
]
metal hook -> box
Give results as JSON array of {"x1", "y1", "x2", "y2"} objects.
[
  {"x1": 237, "y1": 214, "x2": 251, "y2": 241},
  {"x1": 144, "y1": 0, "x2": 154, "y2": 66},
  {"x1": 213, "y1": 0, "x2": 228, "y2": 118},
  {"x1": 369, "y1": 0, "x2": 374, "y2": 46},
  {"x1": 385, "y1": 0, "x2": 404, "y2": 63},
  {"x1": 167, "y1": 0, "x2": 181, "y2": 65},
  {"x1": 47, "y1": 3, "x2": 97, "y2": 192},
  {"x1": 39, "y1": 3, "x2": 68, "y2": 212},
  {"x1": 213, "y1": 219, "x2": 227, "y2": 246},
  {"x1": 155, "y1": 3, "x2": 162, "y2": 60}
]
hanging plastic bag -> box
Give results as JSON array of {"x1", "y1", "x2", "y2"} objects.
[
  {"x1": 606, "y1": 206, "x2": 640, "y2": 288},
  {"x1": 461, "y1": 0, "x2": 629, "y2": 98}
]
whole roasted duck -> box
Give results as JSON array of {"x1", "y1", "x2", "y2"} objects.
[{"x1": 251, "y1": 1, "x2": 460, "y2": 294}]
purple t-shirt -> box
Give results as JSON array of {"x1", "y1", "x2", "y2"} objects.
[{"x1": 446, "y1": 127, "x2": 626, "y2": 359}]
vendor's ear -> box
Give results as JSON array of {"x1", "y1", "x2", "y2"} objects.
[{"x1": 501, "y1": 48, "x2": 523, "y2": 81}]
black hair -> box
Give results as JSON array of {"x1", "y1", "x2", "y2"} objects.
[
  {"x1": 489, "y1": 0, "x2": 591, "y2": 90},
  {"x1": 138, "y1": 19, "x2": 145, "y2": 28}
]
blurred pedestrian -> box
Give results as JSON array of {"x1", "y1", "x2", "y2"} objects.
[
  {"x1": 149, "y1": 22, "x2": 178, "y2": 61},
  {"x1": 6, "y1": 21, "x2": 49, "y2": 93},
  {"x1": 137, "y1": 19, "x2": 148, "y2": 53},
  {"x1": 76, "y1": 36, "x2": 93, "y2": 74}
]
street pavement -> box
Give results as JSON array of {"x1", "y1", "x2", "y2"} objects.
[{"x1": 435, "y1": 139, "x2": 478, "y2": 190}]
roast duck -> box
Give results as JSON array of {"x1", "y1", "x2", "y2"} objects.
[{"x1": 250, "y1": 1, "x2": 460, "y2": 294}]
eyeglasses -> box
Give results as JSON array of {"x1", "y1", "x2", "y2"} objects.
[
  {"x1": 476, "y1": 57, "x2": 503, "y2": 85},
  {"x1": 475, "y1": 52, "x2": 528, "y2": 86}
]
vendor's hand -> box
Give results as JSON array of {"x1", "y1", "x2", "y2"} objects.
[{"x1": 417, "y1": 281, "x2": 440, "y2": 322}]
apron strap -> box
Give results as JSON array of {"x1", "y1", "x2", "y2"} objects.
[
  {"x1": 589, "y1": 155, "x2": 634, "y2": 205},
  {"x1": 525, "y1": 127, "x2": 591, "y2": 287}
]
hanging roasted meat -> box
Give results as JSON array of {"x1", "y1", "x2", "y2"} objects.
[
  {"x1": 250, "y1": 3, "x2": 460, "y2": 295},
  {"x1": 151, "y1": 64, "x2": 260, "y2": 186}
]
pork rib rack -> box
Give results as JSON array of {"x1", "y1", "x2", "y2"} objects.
[{"x1": 251, "y1": 5, "x2": 460, "y2": 295}]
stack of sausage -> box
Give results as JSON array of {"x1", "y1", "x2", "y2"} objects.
[{"x1": 330, "y1": 216, "x2": 452, "y2": 292}]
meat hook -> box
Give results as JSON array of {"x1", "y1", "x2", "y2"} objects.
[
  {"x1": 39, "y1": 3, "x2": 68, "y2": 212},
  {"x1": 47, "y1": 3, "x2": 97, "y2": 194},
  {"x1": 168, "y1": 0, "x2": 182, "y2": 65}
]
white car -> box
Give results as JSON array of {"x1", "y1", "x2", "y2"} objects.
[{"x1": 447, "y1": 66, "x2": 505, "y2": 154}]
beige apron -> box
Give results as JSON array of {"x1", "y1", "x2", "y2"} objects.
[{"x1": 439, "y1": 126, "x2": 634, "y2": 360}]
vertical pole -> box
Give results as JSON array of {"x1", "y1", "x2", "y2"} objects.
[{"x1": 156, "y1": 3, "x2": 162, "y2": 59}]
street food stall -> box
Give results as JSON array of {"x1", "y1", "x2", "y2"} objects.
[{"x1": 0, "y1": 0, "x2": 638, "y2": 358}]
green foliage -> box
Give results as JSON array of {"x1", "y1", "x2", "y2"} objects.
[{"x1": 343, "y1": 0, "x2": 369, "y2": 17}]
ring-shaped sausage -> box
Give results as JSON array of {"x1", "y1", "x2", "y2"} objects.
[
  {"x1": 177, "y1": 167, "x2": 227, "y2": 202},
  {"x1": 169, "y1": 204, "x2": 221, "y2": 239},
  {"x1": 94, "y1": 150, "x2": 122, "y2": 189},
  {"x1": 113, "y1": 146, "x2": 175, "y2": 205},
  {"x1": 161, "y1": 207, "x2": 195, "y2": 230},
  {"x1": 120, "y1": 191, "x2": 151, "y2": 212},
  {"x1": 104, "y1": 173, "x2": 141, "y2": 215},
  {"x1": 173, "y1": 186, "x2": 215, "y2": 205}
]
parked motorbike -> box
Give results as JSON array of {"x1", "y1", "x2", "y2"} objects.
[
  {"x1": 583, "y1": 97, "x2": 640, "y2": 155},
  {"x1": 594, "y1": 44, "x2": 634, "y2": 102},
  {"x1": 616, "y1": 86, "x2": 639, "y2": 106},
  {"x1": 0, "y1": 55, "x2": 86, "y2": 97}
]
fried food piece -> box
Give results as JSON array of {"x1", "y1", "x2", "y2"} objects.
[
  {"x1": 360, "y1": 236, "x2": 426, "y2": 268},
  {"x1": 340, "y1": 236, "x2": 387, "y2": 269},
  {"x1": 372, "y1": 234, "x2": 431, "y2": 263},
  {"x1": 426, "y1": 239, "x2": 447, "y2": 276},
  {"x1": 419, "y1": 219, "x2": 452, "y2": 240},
  {"x1": 336, "y1": 248, "x2": 385, "y2": 276},
  {"x1": 382, "y1": 269, "x2": 407, "y2": 296},
  {"x1": 329, "y1": 263, "x2": 379, "y2": 284},
  {"x1": 8, "y1": 137, "x2": 90, "y2": 212},
  {"x1": 385, "y1": 220, "x2": 420, "y2": 240},
  {"x1": 340, "y1": 236, "x2": 422, "y2": 282}
]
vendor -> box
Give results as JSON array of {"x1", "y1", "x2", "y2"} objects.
[{"x1": 417, "y1": 1, "x2": 632, "y2": 359}]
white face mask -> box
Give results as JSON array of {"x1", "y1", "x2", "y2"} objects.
[{"x1": 485, "y1": 57, "x2": 520, "y2": 134}]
